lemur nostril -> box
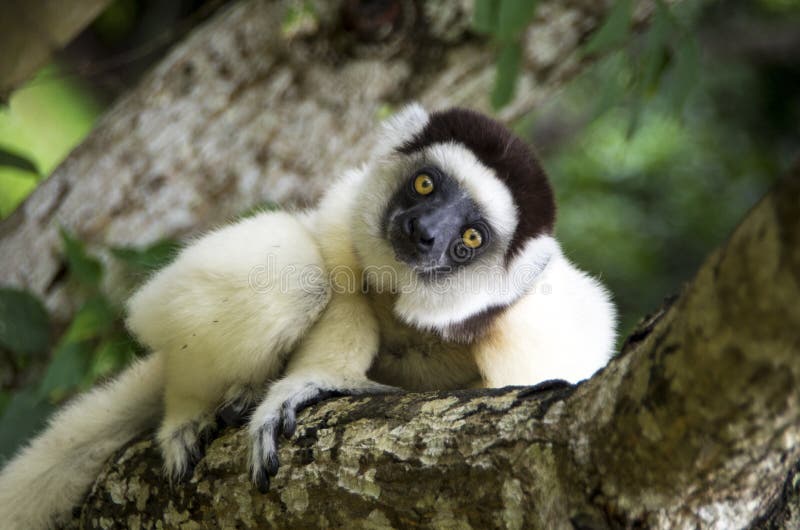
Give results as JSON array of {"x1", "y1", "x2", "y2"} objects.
[{"x1": 417, "y1": 237, "x2": 435, "y2": 252}]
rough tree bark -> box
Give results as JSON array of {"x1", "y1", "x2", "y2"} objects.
[
  {"x1": 66, "y1": 168, "x2": 800, "y2": 528},
  {"x1": 3, "y1": 0, "x2": 797, "y2": 528}
]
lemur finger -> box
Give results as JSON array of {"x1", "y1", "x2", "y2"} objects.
[
  {"x1": 349, "y1": 381, "x2": 404, "y2": 395},
  {"x1": 253, "y1": 468, "x2": 270, "y2": 494},
  {"x1": 281, "y1": 388, "x2": 343, "y2": 439},
  {"x1": 250, "y1": 417, "x2": 281, "y2": 485}
]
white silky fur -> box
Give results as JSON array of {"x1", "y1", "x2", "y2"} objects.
[
  {"x1": 473, "y1": 249, "x2": 617, "y2": 386},
  {"x1": 0, "y1": 104, "x2": 616, "y2": 529}
]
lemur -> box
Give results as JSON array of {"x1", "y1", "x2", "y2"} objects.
[{"x1": 0, "y1": 105, "x2": 616, "y2": 529}]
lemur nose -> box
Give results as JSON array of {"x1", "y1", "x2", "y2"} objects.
[{"x1": 409, "y1": 217, "x2": 435, "y2": 251}]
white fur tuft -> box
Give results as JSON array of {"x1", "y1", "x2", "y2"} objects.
[
  {"x1": 376, "y1": 103, "x2": 430, "y2": 154},
  {"x1": 475, "y1": 251, "x2": 618, "y2": 386}
]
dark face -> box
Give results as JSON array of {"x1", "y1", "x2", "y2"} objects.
[{"x1": 383, "y1": 166, "x2": 493, "y2": 276}]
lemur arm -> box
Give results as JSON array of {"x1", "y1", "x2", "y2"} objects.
[
  {"x1": 247, "y1": 290, "x2": 395, "y2": 491},
  {"x1": 473, "y1": 254, "x2": 617, "y2": 387}
]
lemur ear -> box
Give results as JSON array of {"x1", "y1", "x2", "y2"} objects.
[{"x1": 378, "y1": 103, "x2": 429, "y2": 152}]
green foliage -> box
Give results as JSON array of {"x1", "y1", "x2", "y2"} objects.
[
  {"x1": 37, "y1": 342, "x2": 91, "y2": 402},
  {"x1": 583, "y1": 0, "x2": 632, "y2": 56},
  {"x1": 495, "y1": 0, "x2": 539, "y2": 41},
  {"x1": 534, "y1": 25, "x2": 778, "y2": 339},
  {"x1": 472, "y1": 0, "x2": 500, "y2": 34},
  {"x1": 475, "y1": 0, "x2": 699, "y2": 116},
  {"x1": 0, "y1": 231, "x2": 164, "y2": 460},
  {"x1": 281, "y1": 1, "x2": 318, "y2": 39},
  {"x1": 0, "y1": 388, "x2": 53, "y2": 461},
  {"x1": 0, "y1": 64, "x2": 101, "y2": 218},
  {"x1": 92, "y1": 0, "x2": 140, "y2": 43},
  {"x1": 61, "y1": 228, "x2": 104, "y2": 288},
  {"x1": 236, "y1": 201, "x2": 280, "y2": 221},
  {"x1": 472, "y1": 0, "x2": 539, "y2": 109},
  {"x1": 63, "y1": 297, "x2": 116, "y2": 344},
  {"x1": 0, "y1": 148, "x2": 39, "y2": 175},
  {"x1": 111, "y1": 240, "x2": 181, "y2": 273},
  {"x1": 0, "y1": 288, "x2": 50, "y2": 359},
  {"x1": 492, "y1": 43, "x2": 523, "y2": 111}
]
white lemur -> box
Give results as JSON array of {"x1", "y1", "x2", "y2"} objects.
[{"x1": 0, "y1": 105, "x2": 616, "y2": 529}]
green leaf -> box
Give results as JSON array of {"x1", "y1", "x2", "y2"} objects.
[
  {"x1": 0, "y1": 169, "x2": 38, "y2": 219},
  {"x1": 588, "y1": 52, "x2": 629, "y2": 120},
  {"x1": 667, "y1": 37, "x2": 699, "y2": 112},
  {"x1": 0, "y1": 147, "x2": 39, "y2": 175},
  {"x1": 86, "y1": 335, "x2": 136, "y2": 383},
  {"x1": 111, "y1": 240, "x2": 180, "y2": 273},
  {"x1": 0, "y1": 387, "x2": 53, "y2": 460},
  {"x1": 496, "y1": 0, "x2": 539, "y2": 41},
  {"x1": 583, "y1": 0, "x2": 633, "y2": 55},
  {"x1": 492, "y1": 42, "x2": 522, "y2": 110},
  {"x1": 37, "y1": 341, "x2": 91, "y2": 401},
  {"x1": 0, "y1": 391, "x2": 9, "y2": 417},
  {"x1": 64, "y1": 297, "x2": 116, "y2": 344},
  {"x1": 280, "y1": 1, "x2": 318, "y2": 39},
  {"x1": 60, "y1": 228, "x2": 103, "y2": 288},
  {"x1": 0, "y1": 288, "x2": 50, "y2": 357},
  {"x1": 473, "y1": 0, "x2": 500, "y2": 34},
  {"x1": 237, "y1": 200, "x2": 281, "y2": 220},
  {"x1": 638, "y1": 1, "x2": 671, "y2": 95}
]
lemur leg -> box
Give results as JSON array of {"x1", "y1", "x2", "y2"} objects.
[
  {"x1": 247, "y1": 293, "x2": 399, "y2": 492},
  {"x1": 157, "y1": 391, "x2": 218, "y2": 482}
]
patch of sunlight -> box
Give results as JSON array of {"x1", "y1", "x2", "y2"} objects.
[
  {"x1": 0, "y1": 170, "x2": 37, "y2": 216},
  {"x1": 0, "y1": 64, "x2": 102, "y2": 217},
  {"x1": 579, "y1": 109, "x2": 688, "y2": 182}
]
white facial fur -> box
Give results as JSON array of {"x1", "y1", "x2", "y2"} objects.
[{"x1": 351, "y1": 104, "x2": 557, "y2": 340}]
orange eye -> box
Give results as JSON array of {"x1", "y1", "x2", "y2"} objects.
[
  {"x1": 414, "y1": 174, "x2": 434, "y2": 195},
  {"x1": 462, "y1": 228, "x2": 483, "y2": 249}
]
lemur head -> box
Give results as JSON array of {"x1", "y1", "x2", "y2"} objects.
[{"x1": 353, "y1": 104, "x2": 559, "y2": 342}]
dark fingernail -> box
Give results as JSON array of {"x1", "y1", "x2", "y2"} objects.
[
  {"x1": 255, "y1": 470, "x2": 270, "y2": 494},
  {"x1": 282, "y1": 416, "x2": 296, "y2": 439},
  {"x1": 183, "y1": 462, "x2": 195, "y2": 481},
  {"x1": 266, "y1": 452, "x2": 280, "y2": 477}
]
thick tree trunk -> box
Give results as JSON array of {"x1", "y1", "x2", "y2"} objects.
[
  {"x1": 0, "y1": 0, "x2": 623, "y2": 323},
  {"x1": 69, "y1": 166, "x2": 800, "y2": 529}
]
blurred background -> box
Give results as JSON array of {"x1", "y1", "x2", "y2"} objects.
[{"x1": 0, "y1": 0, "x2": 798, "y2": 460}]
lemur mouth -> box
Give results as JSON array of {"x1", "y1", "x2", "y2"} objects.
[
  {"x1": 413, "y1": 267, "x2": 456, "y2": 284},
  {"x1": 390, "y1": 242, "x2": 452, "y2": 277}
]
